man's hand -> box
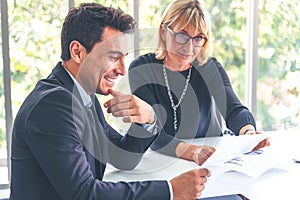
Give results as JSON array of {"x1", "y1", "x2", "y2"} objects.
[
  {"x1": 170, "y1": 168, "x2": 210, "y2": 200},
  {"x1": 176, "y1": 142, "x2": 215, "y2": 165},
  {"x1": 104, "y1": 89, "x2": 155, "y2": 124}
]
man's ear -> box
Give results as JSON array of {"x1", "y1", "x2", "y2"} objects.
[{"x1": 69, "y1": 41, "x2": 85, "y2": 64}]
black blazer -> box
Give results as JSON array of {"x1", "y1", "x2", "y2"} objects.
[{"x1": 10, "y1": 62, "x2": 170, "y2": 200}]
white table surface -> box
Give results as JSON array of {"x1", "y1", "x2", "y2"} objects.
[{"x1": 103, "y1": 130, "x2": 300, "y2": 199}]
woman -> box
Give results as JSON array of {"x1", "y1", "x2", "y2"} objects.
[{"x1": 129, "y1": 0, "x2": 268, "y2": 167}]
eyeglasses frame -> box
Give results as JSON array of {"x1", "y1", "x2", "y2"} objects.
[{"x1": 165, "y1": 26, "x2": 208, "y2": 47}]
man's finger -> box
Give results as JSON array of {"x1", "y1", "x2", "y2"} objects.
[
  {"x1": 197, "y1": 168, "x2": 211, "y2": 177},
  {"x1": 109, "y1": 108, "x2": 131, "y2": 117},
  {"x1": 108, "y1": 89, "x2": 123, "y2": 97},
  {"x1": 104, "y1": 93, "x2": 131, "y2": 108},
  {"x1": 122, "y1": 116, "x2": 132, "y2": 123}
]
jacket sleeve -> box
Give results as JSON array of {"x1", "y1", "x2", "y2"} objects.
[
  {"x1": 93, "y1": 98, "x2": 161, "y2": 170},
  {"x1": 197, "y1": 58, "x2": 256, "y2": 135},
  {"x1": 25, "y1": 90, "x2": 170, "y2": 200}
]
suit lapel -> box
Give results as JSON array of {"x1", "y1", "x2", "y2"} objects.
[{"x1": 50, "y1": 62, "x2": 106, "y2": 179}]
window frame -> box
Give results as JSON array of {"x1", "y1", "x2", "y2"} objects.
[{"x1": 1, "y1": 0, "x2": 12, "y2": 188}]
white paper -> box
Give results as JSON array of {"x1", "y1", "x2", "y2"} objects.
[
  {"x1": 190, "y1": 134, "x2": 271, "y2": 167},
  {"x1": 186, "y1": 134, "x2": 292, "y2": 179}
]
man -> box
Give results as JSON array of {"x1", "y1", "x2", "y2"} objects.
[{"x1": 10, "y1": 3, "x2": 210, "y2": 200}]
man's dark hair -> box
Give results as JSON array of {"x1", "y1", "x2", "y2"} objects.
[{"x1": 60, "y1": 3, "x2": 136, "y2": 61}]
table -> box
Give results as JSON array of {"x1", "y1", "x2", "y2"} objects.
[{"x1": 103, "y1": 130, "x2": 300, "y2": 199}]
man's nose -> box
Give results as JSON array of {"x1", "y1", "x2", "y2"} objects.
[{"x1": 117, "y1": 57, "x2": 126, "y2": 75}]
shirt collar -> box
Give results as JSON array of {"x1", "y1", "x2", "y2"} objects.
[{"x1": 63, "y1": 67, "x2": 92, "y2": 108}]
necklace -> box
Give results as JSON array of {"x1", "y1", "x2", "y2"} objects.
[{"x1": 162, "y1": 63, "x2": 192, "y2": 131}]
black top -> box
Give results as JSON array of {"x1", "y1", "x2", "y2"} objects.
[{"x1": 129, "y1": 53, "x2": 256, "y2": 156}]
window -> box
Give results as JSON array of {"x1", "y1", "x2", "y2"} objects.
[
  {"x1": 207, "y1": 0, "x2": 248, "y2": 106},
  {"x1": 257, "y1": 0, "x2": 300, "y2": 130}
]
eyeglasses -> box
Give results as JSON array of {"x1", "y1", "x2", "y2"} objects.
[{"x1": 166, "y1": 26, "x2": 208, "y2": 47}]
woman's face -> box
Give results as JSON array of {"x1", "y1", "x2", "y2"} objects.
[{"x1": 163, "y1": 24, "x2": 204, "y2": 68}]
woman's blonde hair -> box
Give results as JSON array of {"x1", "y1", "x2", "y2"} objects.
[{"x1": 155, "y1": 0, "x2": 212, "y2": 65}]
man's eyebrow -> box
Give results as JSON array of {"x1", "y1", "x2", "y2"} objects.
[
  {"x1": 108, "y1": 50, "x2": 122, "y2": 55},
  {"x1": 109, "y1": 51, "x2": 128, "y2": 56},
  {"x1": 108, "y1": 51, "x2": 128, "y2": 56}
]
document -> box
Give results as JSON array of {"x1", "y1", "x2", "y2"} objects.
[
  {"x1": 192, "y1": 134, "x2": 293, "y2": 178},
  {"x1": 214, "y1": 147, "x2": 290, "y2": 178}
]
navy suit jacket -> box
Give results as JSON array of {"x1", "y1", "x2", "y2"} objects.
[{"x1": 10, "y1": 62, "x2": 170, "y2": 200}]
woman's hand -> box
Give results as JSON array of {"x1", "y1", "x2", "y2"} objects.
[
  {"x1": 176, "y1": 142, "x2": 216, "y2": 165},
  {"x1": 191, "y1": 145, "x2": 216, "y2": 165},
  {"x1": 239, "y1": 124, "x2": 271, "y2": 151},
  {"x1": 251, "y1": 137, "x2": 271, "y2": 151}
]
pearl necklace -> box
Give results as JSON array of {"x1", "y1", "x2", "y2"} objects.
[{"x1": 162, "y1": 63, "x2": 192, "y2": 131}]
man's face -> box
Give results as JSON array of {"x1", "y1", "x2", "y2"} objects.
[{"x1": 78, "y1": 26, "x2": 128, "y2": 95}]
